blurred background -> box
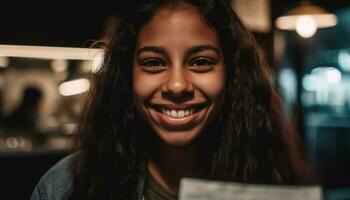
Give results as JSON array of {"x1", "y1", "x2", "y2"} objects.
[{"x1": 0, "y1": 1, "x2": 349, "y2": 199}]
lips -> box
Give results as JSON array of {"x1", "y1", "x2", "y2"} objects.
[{"x1": 149, "y1": 103, "x2": 207, "y2": 130}]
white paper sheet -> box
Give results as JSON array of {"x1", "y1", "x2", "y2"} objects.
[{"x1": 179, "y1": 178, "x2": 322, "y2": 200}]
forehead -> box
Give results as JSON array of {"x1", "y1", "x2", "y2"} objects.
[{"x1": 136, "y1": 4, "x2": 220, "y2": 47}]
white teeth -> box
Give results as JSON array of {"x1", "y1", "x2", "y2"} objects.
[
  {"x1": 170, "y1": 110, "x2": 177, "y2": 118},
  {"x1": 160, "y1": 108, "x2": 195, "y2": 119},
  {"x1": 178, "y1": 110, "x2": 185, "y2": 118}
]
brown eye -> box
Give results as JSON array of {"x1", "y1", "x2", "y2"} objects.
[
  {"x1": 140, "y1": 58, "x2": 166, "y2": 73},
  {"x1": 191, "y1": 58, "x2": 215, "y2": 67},
  {"x1": 142, "y1": 59, "x2": 164, "y2": 67},
  {"x1": 189, "y1": 58, "x2": 215, "y2": 72}
]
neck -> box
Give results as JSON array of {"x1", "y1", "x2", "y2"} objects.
[{"x1": 148, "y1": 139, "x2": 200, "y2": 194}]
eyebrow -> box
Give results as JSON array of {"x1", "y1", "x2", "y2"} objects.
[
  {"x1": 136, "y1": 44, "x2": 220, "y2": 57},
  {"x1": 187, "y1": 45, "x2": 220, "y2": 56},
  {"x1": 136, "y1": 46, "x2": 167, "y2": 56}
]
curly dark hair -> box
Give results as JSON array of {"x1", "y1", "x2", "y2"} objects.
[{"x1": 71, "y1": 0, "x2": 314, "y2": 199}]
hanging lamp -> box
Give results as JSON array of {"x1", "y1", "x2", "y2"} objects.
[{"x1": 275, "y1": 0, "x2": 337, "y2": 38}]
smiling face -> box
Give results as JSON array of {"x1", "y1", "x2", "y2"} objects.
[{"x1": 133, "y1": 4, "x2": 225, "y2": 146}]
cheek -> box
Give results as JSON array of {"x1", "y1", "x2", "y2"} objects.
[
  {"x1": 192, "y1": 69, "x2": 225, "y2": 101},
  {"x1": 132, "y1": 69, "x2": 162, "y2": 104}
]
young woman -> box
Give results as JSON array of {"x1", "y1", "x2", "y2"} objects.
[{"x1": 32, "y1": 0, "x2": 314, "y2": 199}]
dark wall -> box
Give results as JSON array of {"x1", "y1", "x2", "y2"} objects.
[{"x1": 0, "y1": 2, "x2": 122, "y2": 47}]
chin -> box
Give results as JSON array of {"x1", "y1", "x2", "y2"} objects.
[{"x1": 153, "y1": 125, "x2": 204, "y2": 146}]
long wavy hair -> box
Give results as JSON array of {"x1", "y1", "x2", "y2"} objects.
[{"x1": 71, "y1": 0, "x2": 314, "y2": 199}]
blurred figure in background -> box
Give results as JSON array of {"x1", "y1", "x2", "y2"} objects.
[{"x1": 3, "y1": 86, "x2": 43, "y2": 136}]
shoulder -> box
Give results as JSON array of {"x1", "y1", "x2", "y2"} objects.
[{"x1": 31, "y1": 152, "x2": 78, "y2": 200}]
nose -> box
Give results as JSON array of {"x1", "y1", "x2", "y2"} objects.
[{"x1": 162, "y1": 66, "x2": 193, "y2": 99}]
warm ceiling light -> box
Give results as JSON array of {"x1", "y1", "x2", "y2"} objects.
[
  {"x1": 276, "y1": 0, "x2": 337, "y2": 38},
  {"x1": 59, "y1": 78, "x2": 90, "y2": 96},
  {"x1": 295, "y1": 16, "x2": 317, "y2": 38},
  {"x1": 0, "y1": 44, "x2": 102, "y2": 60}
]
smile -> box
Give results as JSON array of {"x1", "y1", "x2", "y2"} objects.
[
  {"x1": 150, "y1": 103, "x2": 206, "y2": 119},
  {"x1": 161, "y1": 108, "x2": 193, "y2": 119}
]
